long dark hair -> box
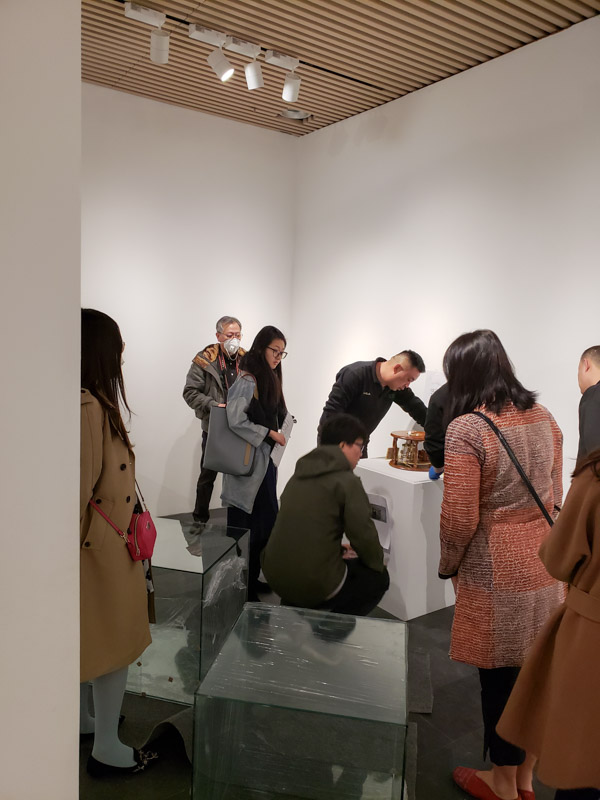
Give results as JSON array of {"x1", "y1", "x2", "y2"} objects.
[
  {"x1": 573, "y1": 449, "x2": 600, "y2": 480},
  {"x1": 81, "y1": 309, "x2": 131, "y2": 446},
  {"x1": 240, "y1": 325, "x2": 286, "y2": 410},
  {"x1": 443, "y1": 329, "x2": 536, "y2": 422}
]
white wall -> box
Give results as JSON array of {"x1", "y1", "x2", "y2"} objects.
[
  {"x1": 82, "y1": 85, "x2": 296, "y2": 514},
  {"x1": 287, "y1": 15, "x2": 600, "y2": 490},
  {"x1": 0, "y1": 2, "x2": 80, "y2": 798},
  {"x1": 83, "y1": 16, "x2": 600, "y2": 512}
]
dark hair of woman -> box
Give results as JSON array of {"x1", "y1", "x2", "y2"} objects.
[
  {"x1": 81, "y1": 308, "x2": 132, "y2": 447},
  {"x1": 240, "y1": 325, "x2": 287, "y2": 411},
  {"x1": 573, "y1": 448, "x2": 600, "y2": 480},
  {"x1": 443, "y1": 329, "x2": 537, "y2": 424}
]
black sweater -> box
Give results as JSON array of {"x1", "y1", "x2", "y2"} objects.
[
  {"x1": 424, "y1": 383, "x2": 448, "y2": 469},
  {"x1": 319, "y1": 358, "x2": 427, "y2": 448}
]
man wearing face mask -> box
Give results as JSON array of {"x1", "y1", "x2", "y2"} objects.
[
  {"x1": 318, "y1": 351, "x2": 427, "y2": 458},
  {"x1": 183, "y1": 316, "x2": 245, "y2": 523}
]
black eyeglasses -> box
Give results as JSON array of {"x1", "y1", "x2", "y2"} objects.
[
  {"x1": 353, "y1": 441, "x2": 365, "y2": 454},
  {"x1": 266, "y1": 346, "x2": 287, "y2": 360}
]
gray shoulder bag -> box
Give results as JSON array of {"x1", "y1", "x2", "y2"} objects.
[{"x1": 203, "y1": 384, "x2": 259, "y2": 476}]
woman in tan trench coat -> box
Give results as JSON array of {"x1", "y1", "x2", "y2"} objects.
[
  {"x1": 497, "y1": 450, "x2": 600, "y2": 800},
  {"x1": 80, "y1": 309, "x2": 155, "y2": 777}
]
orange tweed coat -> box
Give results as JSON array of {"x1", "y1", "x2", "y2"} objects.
[
  {"x1": 497, "y1": 463, "x2": 600, "y2": 789},
  {"x1": 439, "y1": 403, "x2": 564, "y2": 669}
]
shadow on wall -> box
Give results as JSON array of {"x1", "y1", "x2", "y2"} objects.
[
  {"x1": 156, "y1": 421, "x2": 204, "y2": 516},
  {"x1": 418, "y1": 480, "x2": 452, "y2": 614}
]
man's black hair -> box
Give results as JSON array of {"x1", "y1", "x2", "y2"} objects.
[
  {"x1": 396, "y1": 349, "x2": 426, "y2": 373},
  {"x1": 321, "y1": 413, "x2": 367, "y2": 446}
]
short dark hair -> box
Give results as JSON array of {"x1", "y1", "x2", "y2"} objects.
[
  {"x1": 443, "y1": 329, "x2": 536, "y2": 421},
  {"x1": 393, "y1": 350, "x2": 425, "y2": 373},
  {"x1": 581, "y1": 346, "x2": 600, "y2": 366},
  {"x1": 321, "y1": 414, "x2": 367, "y2": 446}
]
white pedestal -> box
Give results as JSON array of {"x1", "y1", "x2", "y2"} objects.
[{"x1": 355, "y1": 458, "x2": 455, "y2": 621}]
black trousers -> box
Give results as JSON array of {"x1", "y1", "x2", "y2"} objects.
[
  {"x1": 478, "y1": 667, "x2": 525, "y2": 766},
  {"x1": 194, "y1": 430, "x2": 217, "y2": 522},
  {"x1": 227, "y1": 460, "x2": 278, "y2": 595},
  {"x1": 555, "y1": 791, "x2": 600, "y2": 799},
  {"x1": 320, "y1": 559, "x2": 390, "y2": 617}
]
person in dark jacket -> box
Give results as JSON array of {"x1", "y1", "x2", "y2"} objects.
[
  {"x1": 424, "y1": 382, "x2": 448, "y2": 480},
  {"x1": 577, "y1": 345, "x2": 600, "y2": 462},
  {"x1": 262, "y1": 414, "x2": 389, "y2": 615},
  {"x1": 183, "y1": 316, "x2": 245, "y2": 522},
  {"x1": 318, "y1": 351, "x2": 427, "y2": 457}
]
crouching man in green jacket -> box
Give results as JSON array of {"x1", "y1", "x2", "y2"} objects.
[{"x1": 261, "y1": 414, "x2": 390, "y2": 616}]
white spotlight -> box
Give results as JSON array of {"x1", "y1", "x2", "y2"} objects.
[
  {"x1": 150, "y1": 29, "x2": 170, "y2": 64},
  {"x1": 282, "y1": 72, "x2": 301, "y2": 103},
  {"x1": 207, "y1": 48, "x2": 234, "y2": 82},
  {"x1": 245, "y1": 61, "x2": 264, "y2": 90}
]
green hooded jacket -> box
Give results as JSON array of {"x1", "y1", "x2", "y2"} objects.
[{"x1": 261, "y1": 445, "x2": 384, "y2": 607}]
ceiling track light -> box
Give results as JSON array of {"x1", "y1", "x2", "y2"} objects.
[
  {"x1": 124, "y1": 2, "x2": 165, "y2": 27},
  {"x1": 188, "y1": 24, "x2": 230, "y2": 48},
  {"x1": 150, "y1": 28, "x2": 169, "y2": 64},
  {"x1": 264, "y1": 50, "x2": 300, "y2": 71},
  {"x1": 207, "y1": 48, "x2": 235, "y2": 82},
  {"x1": 282, "y1": 72, "x2": 301, "y2": 103},
  {"x1": 245, "y1": 60, "x2": 264, "y2": 90}
]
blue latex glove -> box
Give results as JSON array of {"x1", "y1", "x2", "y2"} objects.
[{"x1": 429, "y1": 466, "x2": 443, "y2": 481}]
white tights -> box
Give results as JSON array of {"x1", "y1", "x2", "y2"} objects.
[{"x1": 80, "y1": 666, "x2": 135, "y2": 767}]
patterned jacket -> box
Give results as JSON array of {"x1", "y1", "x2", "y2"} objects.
[{"x1": 439, "y1": 403, "x2": 564, "y2": 668}]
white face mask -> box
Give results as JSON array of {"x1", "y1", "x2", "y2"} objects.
[{"x1": 223, "y1": 337, "x2": 241, "y2": 357}]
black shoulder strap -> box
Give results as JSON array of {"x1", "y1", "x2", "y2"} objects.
[{"x1": 472, "y1": 411, "x2": 554, "y2": 527}]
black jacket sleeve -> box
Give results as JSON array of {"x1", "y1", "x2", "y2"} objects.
[
  {"x1": 577, "y1": 383, "x2": 600, "y2": 462},
  {"x1": 318, "y1": 366, "x2": 363, "y2": 436},
  {"x1": 424, "y1": 383, "x2": 448, "y2": 469},
  {"x1": 391, "y1": 388, "x2": 428, "y2": 427}
]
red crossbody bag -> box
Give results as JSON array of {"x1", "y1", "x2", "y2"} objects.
[{"x1": 89, "y1": 480, "x2": 157, "y2": 561}]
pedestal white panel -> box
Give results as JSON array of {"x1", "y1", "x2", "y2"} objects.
[{"x1": 355, "y1": 458, "x2": 454, "y2": 621}]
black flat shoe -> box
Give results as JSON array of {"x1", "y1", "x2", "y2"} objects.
[
  {"x1": 80, "y1": 713, "x2": 126, "y2": 742},
  {"x1": 87, "y1": 748, "x2": 158, "y2": 777}
]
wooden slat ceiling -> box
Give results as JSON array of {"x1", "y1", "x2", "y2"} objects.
[{"x1": 82, "y1": 0, "x2": 600, "y2": 136}]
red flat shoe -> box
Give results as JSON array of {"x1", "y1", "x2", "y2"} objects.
[
  {"x1": 452, "y1": 767, "x2": 518, "y2": 800},
  {"x1": 518, "y1": 792, "x2": 535, "y2": 800}
]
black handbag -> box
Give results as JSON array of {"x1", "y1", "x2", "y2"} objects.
[{"x1": 472, "y1": 411, "x2": 556, "y2": 527}]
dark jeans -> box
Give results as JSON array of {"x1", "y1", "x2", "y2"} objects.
[
  {"x1": 478, "y1": 667, "x2": 525, "y2": 766},
  {"x1": 227, "y1": 460, "x2": 278, "y2": 595},
  {"x1": 555, "y1": 792, "x2": 600, "y2": 799},
  {"x1": 321, "y1": 559, "x2": 390, "y2": 617},
  {"x1": 194, "y1": 431, "x2": 217, "y2": 522}
]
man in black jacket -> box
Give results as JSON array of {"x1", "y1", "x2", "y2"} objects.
[
  {"x1": 577, "y1": 345, "x2": 600, "y2": 461},
  {"x1": 318, "y1": 350, "x2": 427, "y2": 457}
]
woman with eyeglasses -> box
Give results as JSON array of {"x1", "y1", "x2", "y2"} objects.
[{"x1": 221, "y1": 325, "x2": 288, "y2": 601}]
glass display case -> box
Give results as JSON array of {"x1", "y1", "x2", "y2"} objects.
[
  {"x1": 193, "y1": 603, "x2": 408, "y2": 799},
  {"x1": 126, "y1": 517, "x2": 249, "y2": 704}
]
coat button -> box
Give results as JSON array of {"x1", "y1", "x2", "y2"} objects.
[
  {"x1": 126, "y1": 496, "x2": 131, "y2": 503},
  {"x1": 84, "y1": 542, "x2": 91, "y2": 547},
  {"x1": 96, "y1": 498, "x2": 102, "y2": 504},
  {"x1": 120, "y1": 463, "x2": 127, "y2": 471}
]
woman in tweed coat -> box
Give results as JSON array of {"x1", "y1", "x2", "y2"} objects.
[{"x1": 439, "y1": 330, "x2": 564, "y2": 800}]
